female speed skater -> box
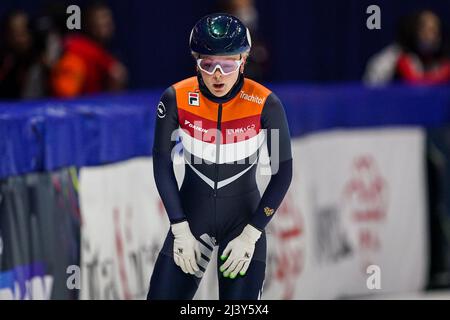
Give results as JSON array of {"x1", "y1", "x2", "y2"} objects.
[{"x1": 147, "y1": 13, "x2": 292, "y2": 300}]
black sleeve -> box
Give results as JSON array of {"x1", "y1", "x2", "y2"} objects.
[
  {"x1": 250, "y1": 92, "x2": 293, "y2": 230},
  {"x1": 152, "y1": 87, "x2": 186, "y2": 224}
]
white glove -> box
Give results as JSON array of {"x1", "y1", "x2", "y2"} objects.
[
  {"x1": 219, "y1": 224, "x2": 262, "y2": 279},
  {"x1": 171, "y1": 221, "x2": 201, "y2": 275}
]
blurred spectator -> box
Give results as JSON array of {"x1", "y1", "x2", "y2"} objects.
[
  {"x1": 363, "y1": 16, "x2": 411, "y2": 85},
  {"x1": 364, "y1": 10, "x2": 450, "y2": 86},
  {"x1": 0, "y1": 10, "x2": 37, "y2": 99},
  {"x1": 218, "y1": 0, "x2": 269, "y2": 82},
  {"x1": 22, "y1": 3, "x2": 68, "y2": 98},
  {"x1": 396, "y1": 10, "x2": 450, "y2": 85},
  {"x1": 51, "y1": 1, "x2": 128, "y2": 98}
]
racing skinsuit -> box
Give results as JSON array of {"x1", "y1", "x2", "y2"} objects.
[{"x1": 147, "y1": 73, "x2": 292, "y2": 299}]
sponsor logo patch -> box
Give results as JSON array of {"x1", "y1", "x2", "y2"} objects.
[
  {"x1": 264, "y1": 207, "x2": 275, "y2": 217},
  {"x1": 184, "y1": 120, "x2": 208, "y2": 133},
  {"x1": 157, "y1": 101, "x2": 166, "y2": 118},
  {"x1": 188, "y1": 92, "x2": 200, "y2": 106},
  {"x1": 240, "y1": 91, "x2": 265, "y2": 105}
]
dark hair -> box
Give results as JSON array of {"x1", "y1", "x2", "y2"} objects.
[
  {"x1": 0, "y1": 10, "x2": 30, "y2": 53},
  {"x1": 82, "y1": 0, "x2": 111, "y2": 29},
  {"x1": 395, "y1": 14, "x2": 415, "y2": 51},
  {"x1": 401, "y1": 9, "x2": 449, "y2": 58},
  {"x1": 0, "y1": 10, "x2": 28, "y2": 39}
]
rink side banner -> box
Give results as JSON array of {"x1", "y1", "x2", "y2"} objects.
[
  {"x1": 262, "y1": 127, "x2": 428, "y2": 299},
  {"x1": 78, "y1": 127, "x2": 428, "y2": 299},
  {"x1": 0, "y1": 169, "x2": 80, "y2": 299},
  {"x1": 78, "y1": 158, "x2": 168, "y2": 300}
]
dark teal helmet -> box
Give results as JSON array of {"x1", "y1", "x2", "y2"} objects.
[{"x1": 189, "y1": 13, "x2": 252, "y2": 56}]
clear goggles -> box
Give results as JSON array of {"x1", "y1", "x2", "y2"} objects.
[{"x1": 197, "y1": 57, "x2": 243, "y2": 76}]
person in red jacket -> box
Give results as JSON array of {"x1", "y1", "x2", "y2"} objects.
[
  {"x1": 396, "y1": 10, "x2": 450, "y2": 85},
  {"x1": 51, "y1": 2, "x2": 127, "y2": 97}
]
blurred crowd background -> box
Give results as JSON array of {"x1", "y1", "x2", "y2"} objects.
[
  {"x1": 0, "y1": 0, "x2": 449, "y2": 101},
  {"x1": 1, "y1": 0, "x2": 450, "y2": 300}
]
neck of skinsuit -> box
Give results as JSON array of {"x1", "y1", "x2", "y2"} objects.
[{"x1": 197, "y1": 71, "x2": 244, "y2": 104}]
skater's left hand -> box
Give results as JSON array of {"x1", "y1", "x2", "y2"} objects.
[{"x1": 219, "y1": 224, "x2": 262, "y2": 279}]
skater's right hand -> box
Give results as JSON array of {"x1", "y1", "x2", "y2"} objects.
[{"x1": 171, "y1": 221, "x2": 201, "y2": 275}]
